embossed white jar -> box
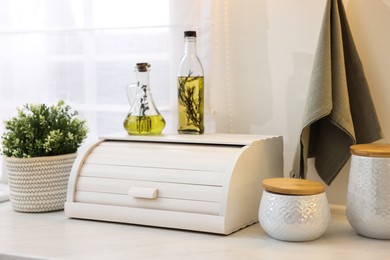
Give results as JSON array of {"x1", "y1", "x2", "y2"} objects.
[
  {"x1": 259, "y1": 178, "x2": 330, "y2": 242},
  {"x1": 347, "y1": 144, "x2": 390, "y2": 239}
]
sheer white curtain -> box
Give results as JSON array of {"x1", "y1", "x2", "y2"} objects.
[
  {"x1": 0, "y1": 0, "x2": 236, "y2": 179},
  {"x1": 0, "y1": 0, "x2": 235, "y2": 136},
  {"x1": 169, "y1": 0, "x2": 233, "y2": 133},
  {"x1": 0, "y1": 0, "x2": 172, "y2": 137}
]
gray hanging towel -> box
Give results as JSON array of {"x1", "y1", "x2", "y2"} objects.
[{"x1": 290, "y1": 0, "x2": 383, "y2": 185}]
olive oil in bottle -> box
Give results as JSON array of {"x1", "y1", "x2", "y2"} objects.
[
  {"x1": 177, "y1": 75, "x2": 204, "y2": 134},
  {"x1": 124, "y1": 114, "x2": 166, "y2": 135}
]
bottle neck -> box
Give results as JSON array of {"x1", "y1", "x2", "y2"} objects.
[
  {"x1": 135, "y1": 70, "x2": 150, "y2": 87},
  {"x1": 184, "y1": 37, "x2": 198, "y2": 56}
]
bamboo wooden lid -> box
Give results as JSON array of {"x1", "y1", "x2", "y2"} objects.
[
  {"x1": 350, "y1": 144, "x2": 390, "y2": 158},
  {"x1": 262, "y1": 178, "x2": 325, "y2": 195}
]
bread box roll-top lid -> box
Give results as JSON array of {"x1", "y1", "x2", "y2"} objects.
[
  {"x1": 350, "y1": 143, "x2": 390, "y2": 158},
  {"x1": 262, "y1": 178, "x2": 325, "y2": 196}
]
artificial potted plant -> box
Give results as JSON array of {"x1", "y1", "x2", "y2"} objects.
[{"x1": 1, "y1": 101, "x2": 88, "y2": 212}]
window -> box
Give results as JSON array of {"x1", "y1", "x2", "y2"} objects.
[
  {"x1": 0, "y1": 0, "x2": 172, "y2": 138},
  {"x1": 1, "y1": 0, "x2": 235, "y2": 179}
]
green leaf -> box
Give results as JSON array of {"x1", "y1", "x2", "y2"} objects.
[{"x1": 0, "y1": 100, "x2": 88, "y2": 158}]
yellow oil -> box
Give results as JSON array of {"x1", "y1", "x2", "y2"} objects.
[
  {"x1": 124, "y1": 114, "x2": 166, "y2": 135},
  {"x1": 177, "y1": 76, "x2": 204, "y2": 134}
]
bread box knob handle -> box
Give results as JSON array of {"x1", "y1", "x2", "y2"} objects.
[{"x1": 128, "y1": 186, "x2": 158, "y2": 199}]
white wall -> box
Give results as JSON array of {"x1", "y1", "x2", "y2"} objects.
[{"x1": 224, "y1": 0, "x2": 390, "y2": 205}]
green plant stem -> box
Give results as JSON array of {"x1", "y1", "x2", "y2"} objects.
[{"x1": 178, "y1": 71, "x2": 201, "y2": 128}]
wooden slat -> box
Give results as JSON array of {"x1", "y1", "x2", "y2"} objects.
[
  {"x1": 84, "y1": 141, "x2": 239, "y2": 172},
  {"x1": 74, "y1": 191, "x2": 221, "y2": 216},
  {"x1": 100, "y1": 140, "x2": 242, "y2": 149},
  {"x1": 79, "y1": 164, "x2": 224, "y2": 186},
  {"x1": 76, "y1": 177, "x2": 222, "y2": 202}
]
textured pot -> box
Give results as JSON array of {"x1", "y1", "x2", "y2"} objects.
[
  {"x1": 259, "y1": 190, "x2": 330, "y2": 242},
  {"x1": 259, "y1": 178, "x2": 330, "y2": 242},
  {"x1": 347, "y1": 151, "x2": 390, "y2": 239},
  {"x1": 5, "y1": 153, "x2": 77, "y2": 212}
]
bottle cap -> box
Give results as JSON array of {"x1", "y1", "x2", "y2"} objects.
[{"x1": 184, "y1": 31, "x2": 197, "y2": 37}]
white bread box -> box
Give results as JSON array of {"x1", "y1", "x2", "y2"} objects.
[{"x1": 65, "y1": 133, "x2": 283, "y2": 234}]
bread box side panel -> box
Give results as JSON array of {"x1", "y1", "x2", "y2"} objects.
[
  {"x1": 222, "y1": 136, "x2": 284, "y2": 233},
  {"x1": 67, "y1": 139, "x2": 104, "y2": 202}
]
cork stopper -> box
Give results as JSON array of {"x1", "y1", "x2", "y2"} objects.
[
  {"x1": 135, "y1": 63, "x2": 150, "y2": 72},
  {"x1": 262, "y1": 178, "x2": 325, "y2": 195}
]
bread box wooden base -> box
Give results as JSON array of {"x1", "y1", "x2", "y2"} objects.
[{"x1": 65, "y1": 134, "x2": 283, "y2": 234}]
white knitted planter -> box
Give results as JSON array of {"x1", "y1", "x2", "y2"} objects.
[{"x1": 5, "y1": 153, "x2": 77, "y2": 212}]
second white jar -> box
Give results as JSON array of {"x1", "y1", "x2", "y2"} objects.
[
  {"x1": 259, "y1": 178, "x2": 331, "y2": 242},
  {"x1": 347, "y1": 144, "x2": 390, "y2": 239}
]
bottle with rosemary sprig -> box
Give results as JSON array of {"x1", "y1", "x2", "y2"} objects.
[{"x1": 177, "y1": 31, "x2": 204, "y2": 134}]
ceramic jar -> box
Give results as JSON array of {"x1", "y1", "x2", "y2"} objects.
[
  {"x1": 346, "y1": 144, "x2": 390, "y2": 239},
  {"x1": 259, "y1": 178, "x2": 330, "y2": 242}
]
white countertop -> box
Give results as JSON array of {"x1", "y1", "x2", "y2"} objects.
[
  {"x1": 0, "y1": 202, "x2": 388, "y2": 260},
  {"x1": 0, "y1": 184, "x2": 9, "y2": 202}
]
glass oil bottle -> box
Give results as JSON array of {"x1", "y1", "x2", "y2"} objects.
[
  {"x1": 177, "y1": 31, "x2": 204, "y2": 134},
  {"x1": 124, "y1": 63, "x2": 165, "y2": 135}
]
